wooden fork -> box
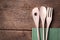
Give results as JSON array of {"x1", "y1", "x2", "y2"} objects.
[{"x1": 46, "y1": 7, "x2": 53, "y2": 40}]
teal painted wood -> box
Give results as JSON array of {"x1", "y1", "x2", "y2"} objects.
[
  {"x1": 32, "y1": 28, "x2": 38, "y2": 40},
  {"x1": 49, "y1": 28, "x2": 60, "y2": 40},
  {"x1": 32, "y1": 28, "x2": 60, "y2": 40}
]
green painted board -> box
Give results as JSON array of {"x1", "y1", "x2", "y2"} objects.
[{"x1": 32, "y1": 28, "x2": 60, "y2": 40}]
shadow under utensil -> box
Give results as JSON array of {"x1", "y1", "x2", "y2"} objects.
[{"x1": 50, "y1": 9, "x2": 54, "y2": 28}]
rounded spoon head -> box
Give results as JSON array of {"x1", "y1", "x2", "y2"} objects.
[
  {"x1": 40, "y1": 6, "x2": 46, "y2": 21},
  {"x1": 32, "y1": 7, "x2": 39, "y2": 27}
]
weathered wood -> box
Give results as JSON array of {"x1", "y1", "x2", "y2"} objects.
[
  {"x1": 0, "y1": 0, "x2": 60, "y2": 40},
  {"x1": 0, "y1": 0, "x2": 60, "y2": 30},
  {"x1": 0, "y1": 30, "x2": 32, "y2": 40}
]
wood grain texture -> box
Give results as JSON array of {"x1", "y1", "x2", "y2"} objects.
[
  {"x1": 0, "y1": 30, "x2": 32, "y2": 40},
  {"x1": 0, "y1": 0, "x2": 35, "y2": 30},
  {"x1": 0, "y1": 0, "x2": 60, "y2": 30},
  {"x1": 0, "y1": 0, "x2": 60, "y2": 40}
]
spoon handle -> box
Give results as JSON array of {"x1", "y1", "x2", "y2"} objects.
[
  {"x1": 37, "y1": 27, "x2": 40, "y2": 40},
  {"x1": 42, "y1": 21, "x2": 45, "y2": 40}
]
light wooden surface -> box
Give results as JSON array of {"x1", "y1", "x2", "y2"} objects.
[{"x1": 0, "y1": 0, "x2": 60, "y2": 40}]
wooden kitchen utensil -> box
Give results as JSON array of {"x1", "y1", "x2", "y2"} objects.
[{"x1": 32, "y1": 7, "x2": 40, "y2": 40}]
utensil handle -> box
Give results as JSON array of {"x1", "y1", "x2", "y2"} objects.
[
  {"x1": 42, "y1": 21, "x2": 44, "y2": 40},
  {"x1": 46, "y1": 25, "x2": 49, "y2": 40},
  {"x1": 37, "y1": 28, "x2": 40, "y2": 40}
]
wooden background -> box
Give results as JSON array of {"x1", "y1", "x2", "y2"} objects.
[{"x1": 0, "y1": 0, "x2": 60, "y2": 40}]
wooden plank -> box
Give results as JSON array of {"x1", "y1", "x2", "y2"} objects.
[
  {"x1": 0, "y1": 0, "x2": 60, "y2": 30},
  {"x1": 0, "y1": 30, "x2": 32, "y2": 40},
  {"x1": 0, "y1": 0, "x2": 35, "y2": 30}
]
